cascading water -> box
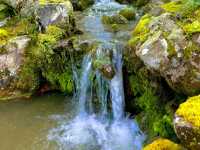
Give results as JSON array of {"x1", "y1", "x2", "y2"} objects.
[{"x1": 48, "y1": 0, "x2": 145, "y2": 149}]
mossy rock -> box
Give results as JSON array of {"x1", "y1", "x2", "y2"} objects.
[
  {"x1": 101, "y1": 14, "x2": 128, "y2": 25},
  {"x1": 174, "y1": 95, "x2": 200, "y2": 150},
  {"x1": 143, "y1": 138, "x2": 184, "y2": 150},
  {"x1": 119, "y1": 7, "x2": 136, "y2": 20}
]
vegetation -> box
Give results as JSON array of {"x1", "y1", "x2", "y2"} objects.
[
  {"x1": 143, "y1": 138, "x2": 184, "y2": 150},
  {"x1": 176, "y1": 95, "x2": 200, "y2": 127}
]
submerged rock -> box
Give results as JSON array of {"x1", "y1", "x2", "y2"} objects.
[{"x1": 174, "y1": 95, "x2": 200, "y2": 150}]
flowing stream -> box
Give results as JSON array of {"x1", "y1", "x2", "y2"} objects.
[{"x1": 48, "y1": 0, "x2": 145, "y2": 150}]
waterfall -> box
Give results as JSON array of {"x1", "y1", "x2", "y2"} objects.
[{"x1": 48, "y1": 0, "x2": 145, "y2": 149}]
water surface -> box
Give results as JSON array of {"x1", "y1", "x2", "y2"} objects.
[{"x1": 0, "y1": 94, "x2": 74, "y2": 150}]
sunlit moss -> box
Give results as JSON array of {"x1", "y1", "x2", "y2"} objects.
[
  {"x1": 161, "y1": 1, "x2": 182, "y2": 13},
  {"x1": 0, "y1": 28, "x2": 9, "y2": 45},
  {"x1": 143, "y1": 138, "x2": 183, "y2": 150},
  {"x1": 128, "y1": 14, "x2": 152, "y2": 47},
  {"x1": 176, "y1": 95, "x2": 200, "y2": 128},
  {"x1": 183, "y1": 21, "x2": 200, "y2": 34}
]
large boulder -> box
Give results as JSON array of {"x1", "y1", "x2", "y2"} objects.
[
  {"x1": 174, "y1": 95, "x2": 200, "y2": 150},
  {"x1": 37, "y1": 0, "x2": 73, "y2": 29},
  {"x1": 0, "y1": 35, "x2": 31, "y2": 100},
  {"x1": 129, "y1": 12, "x2": 200, "y2": 95}
]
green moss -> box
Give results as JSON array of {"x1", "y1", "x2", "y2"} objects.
[
  {"x1": 133, "y1": 14, "x2": 151, "y2": 35},
  {"x1": 176, "y1": 95, "x2": 200, "y2": 128},
  {"x1": 161, "y1": 1, "x2": 182, "y2": 13},
  {"x1": 119, "y1": 7, "x2": 136, "y2": 20},
  {"x1": 101, "y1": 14, "x2": 128, "y2": 25},
  {"x1": 46, "y1": 25, "x2": 65, "y2": 39},
  {"x1": 128, "y1": 14, "x2": 152, "y2": 47},
  {"x1": 161, "y1": 0, "x2": 200, "y2": 16},
  {"x1": 0, "y1": 28, "x2": 9, "y2": 45},
  {"x1": 129, "y1": 68, "x2": 176, "y2": 141},
  {"x1": 184, "y1": 42, "x2": 200, "y2": 59},
  {"x1": 143, "y1": 138, "x2": 183, "y2": 150}
]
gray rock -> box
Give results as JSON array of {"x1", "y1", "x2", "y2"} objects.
[
  {"x1": 37, "y1": 1, "x2": 73, "y2": 28},
  {"x1": 0, "y1": 36, "x2": 30, "y2": 88}
]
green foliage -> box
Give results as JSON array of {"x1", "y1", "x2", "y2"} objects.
[{"x1": 129, "y1": 68, "x2": 177, "y2": 141}]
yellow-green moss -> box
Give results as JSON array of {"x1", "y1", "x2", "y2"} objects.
[
  {"x1": 176, "y1": 95, "x2": 200, "y2": 128},
  {"x1": 161, "y1": 1, "x2": 182, "y2": 13},
  {"x1": 46, "y1": 25, "x2": 65, "y2": 39},
  {"x1": 128, "y1": 14, "x2": 152, "y2": 47},
  {"x1": 143, "y1": 138, "x2": 183, "y2": 150},
  {"x1": 0, "y1": 28, "x2": 9, "y2": 45},
  {"x1": 133, "y1": 14, "x2": 152, "y2": 35},
  {"x1": 183, "y1": 21, "x2": 200, "y2": 34}
]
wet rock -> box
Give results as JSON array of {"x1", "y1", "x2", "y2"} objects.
[
  {"x1": 174, "y1": 95, "x2": 200, "y2": 150},
  {"x1": 93, "y1": 47, "x2": 115, "y2": 79}
]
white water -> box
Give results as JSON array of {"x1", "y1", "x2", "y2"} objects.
[{"x1": 48, "y1": 1, "x2": 145, "y2": 150}]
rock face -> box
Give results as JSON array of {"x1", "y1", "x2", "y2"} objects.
[
  {"x1": 0, "y1": 36, "x2": 30, "y2": 93},
  {"x1": 174, "y1": 95, "x2": 200, "y2": 150},
  {"x1": 37, "y1": 1, "x2": 73, "y2": 29},
  {"x1": 130, "y1": 12, "x2": 200, "y2": 95}
]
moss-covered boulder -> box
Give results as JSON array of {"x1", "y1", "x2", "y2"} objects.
[
  {"x1": 129, "y1": 5, "x2": 200, "y2": 95},
  {"x1": 101, "y1": 14, "x2": 128, "y2": 25},
  {"x1": 119, "y1": 7, "x2": 136, "y2": 20},
  {"x1": 174, "y1": 95, "x2": 200, "y2": 150},
  {"x1": 143, "y1": 138, "x2": 184, "y2": 150}
]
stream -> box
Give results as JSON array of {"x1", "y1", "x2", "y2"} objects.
[{"x1": 0, "y1": 0, "x2": 145, "y2": 150}]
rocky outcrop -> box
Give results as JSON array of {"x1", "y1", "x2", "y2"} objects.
[{"x1": 174, "y1": 95, "x2": 200, "y2": 150}]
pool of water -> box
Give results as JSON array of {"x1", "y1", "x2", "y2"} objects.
[{"x1": 0, "y1": 94, "x2": 75, "y2": 150}]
